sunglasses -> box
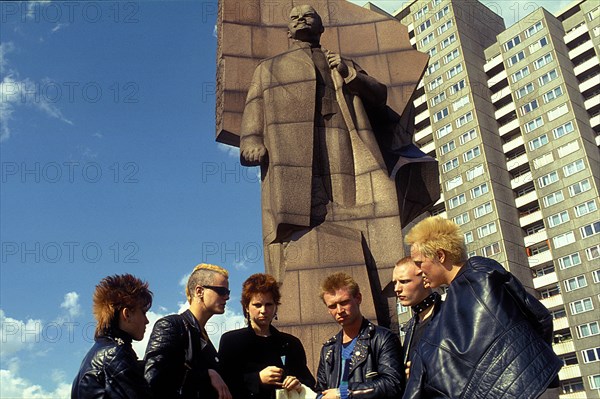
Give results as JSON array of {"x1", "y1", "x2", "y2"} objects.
[{"x1": 202, "y1": 285, "x2": 230, "y2": 296}]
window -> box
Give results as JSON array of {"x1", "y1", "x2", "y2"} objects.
[
  {"x1": 550, "y1": 308, "x2": 565, "y2": 320},
  {"x1": 471, "y1": 183, "x2": 489, "y2": 199},
  {"x1": 570, "y1": 298, "x2": 594, "y2": 315},
  {"x1": 576, "y1": 321, "x2": 599, "y2": 337},
  {"x1": 516, "y1": 83, "x2": 534, "y2": 99},
  {"x1": 534, "y1": 53, "x2": 553, "y2": 69},
  {"x1": 520, "y1": 99, "x2": 539, "y2": 115},
  {"x1": 568, "y1": 179, "x2": 591, "y2": 196},
  {"x1": 533, "y1": 152, "x2": 554, "y2": 169},
  {"x1": 529, "y1": 134, "x2": 549, "y2": 151},
  {"x1": 529, "y1": 36, "x2": 548, "y2": 53},
  {"x1": 539, "y1": 69, "x2": 558, "y2": 86},
  {"x1": 562, "y1": 379, "x2": 585, "y2": 394},
  {"x1": 542, "y1": 190, "x2": 564, "y2": 207},
  {"x1": 553, "y1": 121, "x2": 574, "y2": 139},
  {"x1": 557, "y1": 140, "x2": 579, "y2": 157},
  {"x1": 508, "y1": 51, "x2": 525, "y2": 66},
  {"x1": 582, "y1": 347, "x2": 600, "y2": 363},
  {"x1": 447, "y1": 63, "x2": 463, "y2": 79},
  {"x1": 543, "y1": 86, "x2": 563, "y2": 103},
  {"x1": 459, "y1": 129, "x2": 477, "y2": 144},
  {"x1": 438, "y1": 19, "x2": 453, "y2": 35},
  {"x1": 586, "y1": 245, "x2": 600, "y2": 261},
  {"x1": 474, "y1": 202, "x2": 492, "y2": 218},
  {"x1": 575, "y1": 200, "x2": 597, "y2": 217},
  {"x1": 436, "y1": 123, "x2": 452, "y2": 138},
  {"x1": 414, "y1": 5, "x2": 429, "y2": 20},
  {"x1": 452, "y1": 95, "x2": 470, "y2": 111},
  {"x1": 436, "y1": 5, "x2": 449, "y2": 20},
  {"x1": 558, "y1": 252, "x2": 581, "y2": 269},
  {"x1": 581, "y1": 221, "x2": 600, "y2": 239},
  {"x1": 553, "y1": 231, "x2": 575, "y2": 248},
  {"x1": 440, "y1": 140, "x2": 456, "y2": 155},
  {"x1": 432, "y1": 0, "x2": 442, "y2": 6},
  {"x1": 548, "y1": 211, "x2": 570, "y2": 227},
  {"x1": 564, "y1": 275, "x2": 587, "y2": 292},
  {"x1": 547, "y1": 103, "x2": 568, "y2": 121},
  {"x1": 525, "y1": 21, "x2": 543, "y2": 37},
  {"x1": 430, "y1": 91, "x2": 446, "y2": 106},
  {"x1": 512, "y1": 66, "x2": 530, "y2": 83},
  {"x1": 456, "y1": 111, "x2": 473, "y2": 127},
  {"x1": 427, "y1": 47, "x2": 438, "y2": 57},
  {"x1": 593, "y1": 269, "x2": 600, "y2": 282},
  {"x1": 463, "y1": 146, "x2": 481, "y2": 162},
  {"x1": 440, "y1": 33, "x2": 456, "y2": 49},
  {"x1": 524, "y1": 117, "x2": 544, "y2": 133},
  {"x1": 448, "y1": 193, "x2": 466, "y2": 209},
  {"x1": 445, "y1": 175, "x2": 463, "y2": 190},
  {"x1": 534, "y1": 264, "x2": 555, "y2": 278},
  {"x1": 428, "y1": 60, "x2": 440, "y2": 75},
  {"x1": 442, "y1": 157, "x2": 459, "y2": 172},
  {"x1": 563, "y1": 159, "x2": 586, "y2": 177},
  {"x1": 538, "y1": 171, "x2": 558, "y2": 188},
  {"x1": 433, "y1": 107, "x2": 449, "y2": 122},
  {"x1": 539, "y1": 284, "x2": 559, "y2": 298},
  {"x1": 504, "y1": 35, "x2": 521, "y2": 51},
  {"x1": 466, "y1": 164, "x2": 484, "y2": 181},
  {"x1": 418, "y1": 19, "x2": 432, "y2": 33},
  {"x1": 421, "y1": 32, "x2": 435, "y2": 47},
  {"x1": 449, "y1": 79, "x2": 466, "y2": 95},
  {"x1": 444, "y1": 49, "x2": 459, "y2": 64},
  {"x1": 591, "y1": 375, "x2": 600, "y2": 390},
  {"x1": 464, "y1": 231, "x2": 474, "y2": 244},
  {"x1": 429, "y1": 76, "x2": 443, "y2": 90},
  {"x1": 477, "y1": 222, "x2": 497, "y2": 238},
  {"x1": 482, "y1": 242, "x2": 501, "y2": 257},
  {"x1": 453, "y1": 212, "x2": 469, "y2": 225}
]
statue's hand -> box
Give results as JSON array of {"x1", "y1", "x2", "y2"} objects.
[
  {"x1": 241, "y1": 143, "x2": 267, "y2": 165},
  {"x1": 326, "y1": 51, "x2": 349, "y2": 78}
]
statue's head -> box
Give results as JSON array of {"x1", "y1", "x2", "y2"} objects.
[{"x1": 287, "y1": 5, "x2": 324, "y2": 43}]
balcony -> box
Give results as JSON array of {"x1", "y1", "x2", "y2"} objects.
[
  {"x1": 495, "y1": 101, "x2": 516, "y2": 120},
  {"x1": 533, "y1": 271, "x2": 557, "y2": 289},
  {"x1": 414, "y1": 93, "x2": 427, "y2": 108},
  {"x1": 421, "y1": 140, "x2": 435, "y2": 155},
  {"x1": 434, "y1": 192, "x2": 445, "y2": 206},
  {"x1": 540, "y1": 293, "x2": 563, "y2": 309},
  {"x1": 415, "y1": 108, "x2": 430, "y2": 125},
  {"x1": 503, "y1": 135, "x2": 524, "y2": 154},
  {"x1": 573, "y1": 56, "x2": 598, "y2": 77},
  {"x1": 584, "y1": 92, "x2": 600, "y2": 111},
  {"x1": 524, "y1": 230, "x2": 548, "y2": 247},
  {"x1": 591, "y1": 114, "x2": 600, "y2": 131},
  {"x1": 564, "y1": 23, "x2": 588, "y2": 44},
  {"x1": 487, "y1": 70, "x2": 507, "y2": 89},
  {"x1": 559, "y1": 364, "x2": 581, "y2": 381},
  {"x1": 580, "y1": 74, "x2": 600, "y2": 93},
  {"x1": 410, "y1": 37, "x2": 416, "y2": 47},
  {"x1": 511, "y1": 170, "x2": 532, "y2": 189},
  {"x1": 520, "y1": 209, "x2": 542, "y2": 226},
  {"x1": 414, "y1": 124, "x2": 433, "y2": 145},
  {"x1": 491, "y1": 85, "x2": 512, "y2": 104},
  {"x1": 560, "y1": 392, "x2": 586, "y2": 399},
  {"x1": 515, "y1": 190, "x2": 538, "y2": 208},
  {"x1": 507, "y1": 153, "x2": 528, "y2": 171},
  {"x1": 553, "y1": 317, "x2": 569, "y2": 331},
  {"x1": 568, "y1": 40, "x2": 593, "y2": 60},
  {"x1": 484, "y1": 53, "x2": 503, "y2": 73},
  {"x1": 499, "y1": 118, "x2": 520, "y2": 137},
  {"x1": 528, "y1": 250, "x2": 553, "y2": 268}
]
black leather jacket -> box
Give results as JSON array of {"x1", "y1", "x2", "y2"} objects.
[
  {"x1": 144, "y1": 310, "x2": 219, "y2": 399},
  {"x1": 71, "y1": 329, "x2": 151, "y2": 399},
  {"x1": 316, "y1": 318, "x2": 402, "y2": 399},
  {"x1": 404, "y1": 257, "x2": 563, "y2": 399}
]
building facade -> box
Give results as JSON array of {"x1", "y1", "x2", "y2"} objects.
[{"x1": 390, "y1": 0, "x2": 600, "y2": 397}]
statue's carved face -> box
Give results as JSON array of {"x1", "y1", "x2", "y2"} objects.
[{"x1": 287, "y1": 5, "x2": 324, "y2": 42}]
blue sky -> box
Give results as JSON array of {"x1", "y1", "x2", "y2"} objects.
[{"x1": 0, "y1": 0, "x2": 570, "y2": 397}]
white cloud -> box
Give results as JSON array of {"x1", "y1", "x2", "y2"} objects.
[
  {"x1": 25, "y1": 1, "x2": 51, "y2": 20},
  {"x1": 59, "y1": 292, "x2": 81, "y2": 318},
  {"x1": 217, "y1": 142, "x2": 240, "y2": 158},
  {"x1": 0, "y1": 368, "x2": 71, "y2": 399},
  {"x1": 0, "y1": 42, "x2": 16, "y2": 74},
  {"x1": 0, "y1": 309, "x2": 43, "y2": 357}
]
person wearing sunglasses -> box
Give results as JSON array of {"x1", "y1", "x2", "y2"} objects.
[
  {"x1": 144, "y1": 263, "x2": 232, "y2": 399},
  {"x1": 219, "y1": 273, "x2": 315, "y2": 398},
  {"x1": 72, "y1": 274, "x2": 153, "y2": 399}
]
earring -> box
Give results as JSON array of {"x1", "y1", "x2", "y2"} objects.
[{"x1": 274, "y1": 313, "x2": 278, "y2": 320}]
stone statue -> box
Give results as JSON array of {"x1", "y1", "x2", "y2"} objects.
[{"x1": 216, "y1": 1, "x2": 438, "y2": 360}]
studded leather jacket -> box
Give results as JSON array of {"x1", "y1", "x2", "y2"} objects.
[
  {"x1": 71, "y1": 329, "x2": 151, "y2": 399},
  {"x1": 316, "y1": 318, "x2": 402, "y2": 399}
]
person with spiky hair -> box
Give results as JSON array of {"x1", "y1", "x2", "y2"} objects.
[
  {"x1": 144, "y1": 263, "x2": 232, "y2": 399},
  {"x1": 71, "y1": 274, "x2": 153, "y2": 399}
]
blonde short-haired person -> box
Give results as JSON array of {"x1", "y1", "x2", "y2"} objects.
[
  {"x1": 403, "y1": 216, "x2": 562, "y2": 399},
  {"x1": 315, "y1": 272, "x2": 402, "y2": 399},
  {"x1": 72, "y1": 274, "x2": 153, "y2": 398},
  {"x1": 144, "y1": 264, "x2": 232, "y2": 399}
]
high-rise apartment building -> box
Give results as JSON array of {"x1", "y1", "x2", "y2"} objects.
[{"x1": 386, "y1": 0, "x2": 600, "y2": 397}]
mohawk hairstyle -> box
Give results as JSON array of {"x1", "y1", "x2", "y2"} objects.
[
  {"x1": 93, "y1": 274, "x2": 152, "y2": 339},
  {"x1": 185, "y1": 263, "x2": 229, "y2": 304}
]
